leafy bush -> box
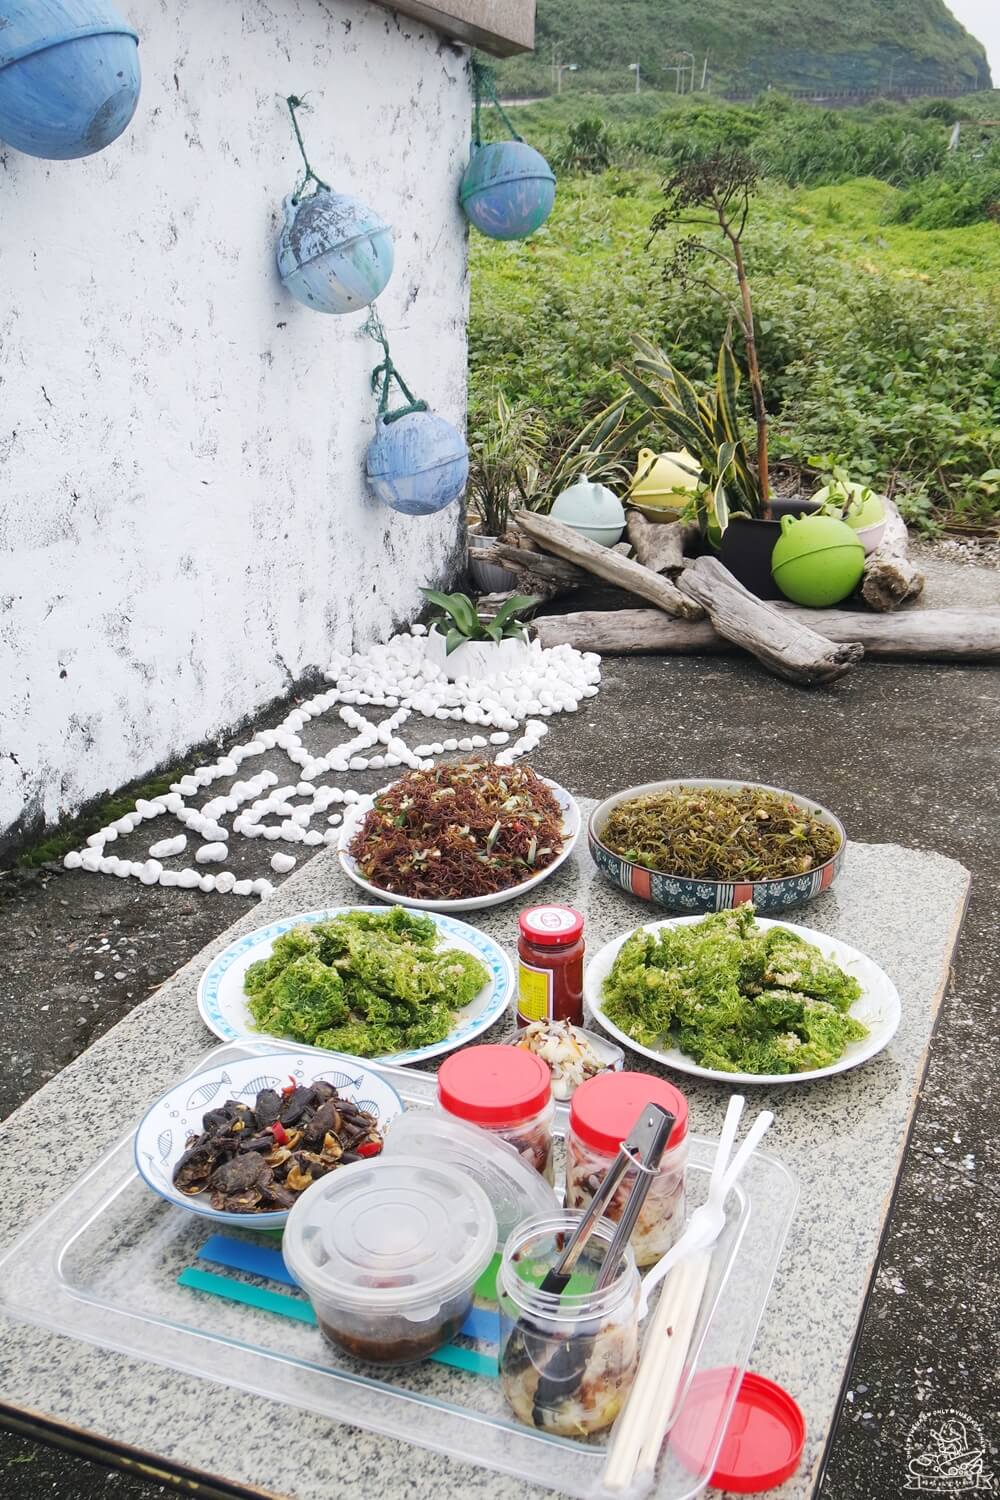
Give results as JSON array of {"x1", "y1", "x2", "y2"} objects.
[{"x1": 887, "y1": 140, "x2": 1000, "y2": 226}]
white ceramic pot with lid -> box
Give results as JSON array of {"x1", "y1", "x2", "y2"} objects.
[
  {"x1": 283, "y1": 1155, "x2": 497, "y2": 1365},
  {"x1": 551, "y1": 476, "x2": 626, "y2": 546}
]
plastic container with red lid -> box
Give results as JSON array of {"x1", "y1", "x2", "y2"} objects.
[
  {"x1": 437, "y1": 1045, "x2": 555, "y2": 1184},
  {"x1": 565, "y1": 1071, "x2": 689, "y2": 1266}
]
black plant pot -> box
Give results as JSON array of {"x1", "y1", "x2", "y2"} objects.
[{"x1": 719, "y1": 498, "x2": 822, "y2": 599}]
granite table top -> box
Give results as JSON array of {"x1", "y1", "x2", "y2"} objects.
[{"x1": 0, "y1": 803, "x2": 970, "y2": 1500}]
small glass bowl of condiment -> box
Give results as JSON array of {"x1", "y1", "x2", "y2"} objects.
[
  {"x1": 437, "y1": 1045, "x2": 555, "y2": 1184},
  {"x1": 282, "y1": 1155, "x2": 496, "y2": 1366},
  {"x1": 512, "y1": 1019, "x2": 624, "y2": 1101},
  {"x1": 566, "y1": 1072, "x2": 688, "y2": 1268},
  {"x1": 498, "y1": 1211, "x2": 641, "y2": 1437}
]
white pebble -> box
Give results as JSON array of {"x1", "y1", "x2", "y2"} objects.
[
  {"x1": 442, "y1": 738, "x2": 458, "y2": 752},
  {"x1": 149, "y1": 835, "x2": 187, "y2": 860},
  {"x1": 214, "y1": 871, "x2": 237, "y2": 893},
  {"x1": 233, "y1": 879, "x2": 254, "y2": 896},
  {"x1": 195, "y1": 842, "x2": 228, "y2": 864},
  {"x1": 270, "y1": 852, "x2": 297, "y2": 874},
  {"x1": 177, "y1": 868, "x2": 200, "y2": 888},
  {"x1": 81, "y1": 850, "x2": 101, "y2": 872},
  {"x1": 198, "y1": 874, "x2": 217, "y2": 893},
  {"x1": 303, "y1": 830, "x2": 324, "y2": 846},
  {"x1": 139, "y1": 860, "x2": 162, "y2": 886},
  {"x1": 86, "y1": 831, "x2": 107, "y2": 849},
  {"x1": 63, "y1": 851, "x2": 83, "y2": 869},
  {"x1": 489, "y1": 732, "x2": 509, "y2": 745},
  {"x1": 158, "y1": 869, "x2": 179, "y2": 887},
  {"x1": 252, "y1": 878, "x2": 275, "y2": 898}
]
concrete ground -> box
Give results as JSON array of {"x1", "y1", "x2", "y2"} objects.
[{"x1": 1, "y1": 544, "x2": 998, "y2": 1498}]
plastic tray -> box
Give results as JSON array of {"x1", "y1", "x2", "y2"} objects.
[{"x1": 0, "y1": 1040, "x2": 798, "y2": 1500}]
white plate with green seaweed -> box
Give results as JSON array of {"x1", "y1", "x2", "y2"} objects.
[
  {"x1": 585, "y1": 908, "x2": 900, "y2": 1085},
  {"x1": 198, "y1": 906, "x2": 514, "y2": 1066}
]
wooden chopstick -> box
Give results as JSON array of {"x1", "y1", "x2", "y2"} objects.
[
  {"x1": 602, "y1": 1256, "x2": 702, "y2": 1490},
  {"x1": 635, "y1": 1251, "x2": 712, "y2": 1476}
]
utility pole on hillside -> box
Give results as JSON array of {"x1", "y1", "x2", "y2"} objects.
[
  {"x1": 701, "y1": 53, "x2": 709, "y2": 90},
  {"x1": 629, "y1": 61, "x2": 641, "y2": 93}
]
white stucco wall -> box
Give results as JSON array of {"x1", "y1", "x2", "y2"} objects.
[{"x1": 0, "y1": 0, "x2": 471, "y2": 846}]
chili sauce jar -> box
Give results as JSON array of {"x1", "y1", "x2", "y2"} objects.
[
  {"x1": 437, "y1": 1044, "x2": 555, "y2": 1183},
  {"x1": 516, "y1": 904, "x2": 585, "y2": 1029},
  {"x1": 566, "y1": 1071, "x2": 688, "y2": 1267}
]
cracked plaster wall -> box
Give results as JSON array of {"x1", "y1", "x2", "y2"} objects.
[{"x1": 0, "y1": 0, "x2": 471, "y2": 845}]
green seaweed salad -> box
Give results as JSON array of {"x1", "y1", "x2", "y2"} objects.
[
  {"x1": 601, "y1": 905, "x2": 867, "y2": 1074},
  {"x1": 244, "y1": 907, "x2": 488, "y2": 1057}
]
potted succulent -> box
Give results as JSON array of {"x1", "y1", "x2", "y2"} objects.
[
  {"x1": 420, "y1": 588, "x2": 541, "y2": 682},
  {"x1": 467, "y1": 391, "x2": 546, "y2": 593},
  {"x1": 625, "y1": 149, "x2": 822, "y2": 597}
]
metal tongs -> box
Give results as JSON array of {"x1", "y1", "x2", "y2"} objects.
[
  {"x1": 541, "y1": 1102, "x2": 676, "y2": 1296},
  {"x1": 529, "y1": 1103, "x2": 676, "y2": 1415}
]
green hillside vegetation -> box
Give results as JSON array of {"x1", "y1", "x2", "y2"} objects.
[
  {"x1": 494, "y1": 0, "x2": 992, "y2": 97},
  {"x1": 468, "y1": 94, "x2": 1000, "y2": 530}
]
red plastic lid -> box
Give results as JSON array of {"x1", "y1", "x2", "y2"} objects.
[
  {"x1": 569, "y1": 1070, "x2": 688, "y2": 1155},
  {"x1": 671, "y1": 1368, "x2": 806, "y2": 1493},
  {"x1": 437, "y1": 1044, "x2": 551, "y2": 1126},
  {"x1": 518, "y1": 904, "x2": 585, "y2": 947}
]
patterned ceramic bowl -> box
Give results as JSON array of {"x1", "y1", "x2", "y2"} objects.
[{"x1": 588, "y1": 778, "x2": 846, "y2": 915}]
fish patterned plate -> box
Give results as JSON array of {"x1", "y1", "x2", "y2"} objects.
[
  {"x1": 134, "y1": 1051, "x2": 404, "y2": 1227},
  {"x1": 585, "y1": 915, "x2": 901, "y2": 1086},
  {"x1": 197, "y1": 907, "x2": 515, "y2": 1065}
]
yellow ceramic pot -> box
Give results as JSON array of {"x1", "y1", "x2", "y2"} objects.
[{"x1": 628, "y1": 448, "x2": 701, "y2": 522}]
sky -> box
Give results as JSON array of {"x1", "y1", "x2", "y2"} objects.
[{"x1": 946, "y1": 0, "x2": 1000, "y2": 81}]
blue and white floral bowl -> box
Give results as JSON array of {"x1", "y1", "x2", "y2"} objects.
[{"x1": 588, "y1": 778, "x2": 846, "y2": 915}]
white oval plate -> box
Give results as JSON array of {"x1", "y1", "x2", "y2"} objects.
[
  {"x1": 585, "y1": 915, "x2": 901, "y2": 1086},
  {"x1": 134, "y1": 1050, "x2": 404, "y2": 1227},
  {"x1": 337, "y1": 776, "x2": 581, "y2": 913},
  {"x1": 197, "y1": 906, "x2": 515, "y2": 1065}
]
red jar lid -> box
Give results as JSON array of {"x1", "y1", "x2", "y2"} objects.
[
  {"x1": 519, "y1": 904, "x2": 585, "y2": 947},
  {"x1": 437, "y1": 1044, "x2": 551, "y2": 1126},
  {"x1": 670, "y1": 1369, "x2": 805, "y2": 1493},
  {"x1": 569, "y1": 1070, "x2": 688, "y2": 1155}
]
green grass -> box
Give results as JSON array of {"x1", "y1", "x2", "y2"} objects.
[{"x1": 469, "y1": 159, "x2": 1000, "y2": 529}]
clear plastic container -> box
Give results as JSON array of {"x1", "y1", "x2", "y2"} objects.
[
  {"x1": 382, "y1": 1111, "x2": 558, "y2": 1243},
  {"x1": 566, "y1": 1072, "x2": 688, "y2": 1268},
  {"x1": 437, "y1": 1044, "x2": 556, "y2": 1184},
  {"x1": 498, "y1": 1212, "x2": 641, "y2": 1437},
  {"x1": 282, "y1": 1154, "x2": 496, "y2": 1366}
]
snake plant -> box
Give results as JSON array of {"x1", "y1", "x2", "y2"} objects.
[{"x1": 420, "y1": 589, "x2": 541, "y2": 655}]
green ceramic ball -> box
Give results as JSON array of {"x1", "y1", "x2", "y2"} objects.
[{"x1": 771, "y1": 514, "x2": 865, "y2": 607}]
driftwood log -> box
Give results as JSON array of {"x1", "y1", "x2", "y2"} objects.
[
  {"x1": 862, "y1": 499, "x2": 925, "y2": 612},
  {"x1": 513, "y1": 510, "x2": 704, "y2": 621},
  {"x1": 469, "y1": 545, "x2": 586, "y2": 590},
  {"x1": 534, "y1": 605, "x2": 1000, "y2": 662},
  {"x1": 625, "y1": 511, "x2": 694, "y2": 576},
  {"x1": 676, "y1": 556, "x2": 863, "y2": 685}
]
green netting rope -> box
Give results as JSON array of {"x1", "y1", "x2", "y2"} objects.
[
  {"x1": 471, "y1": 60, "x2": 524, "y2": 148},
  {"x1": 286, "y1": 94, "x2": 330, "y2": 202},
  {"x1": 364, "y1": 308, "x2": 428, "y2": 425}
]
